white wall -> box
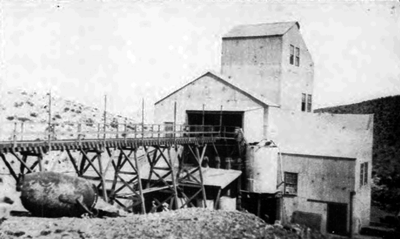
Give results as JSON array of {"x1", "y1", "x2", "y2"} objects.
[
  {"x1": 154, "y1": 73, "x2": 266, "y2": 141},
  {"x1": 221, "y1": 36, "x2": 282, "y2": 105},
  {"x1": 281, "y1": 154, "x2": 356, "y2": 235},
  {"x1": 353, "y1": 116, "x2": 373, "y2": 233},
  {"x1": 266, "y1": 107, "x2": 373, "y2": 235},
  {"x1": 281, "y1": 25, "x2": 314, "y2": 111}
]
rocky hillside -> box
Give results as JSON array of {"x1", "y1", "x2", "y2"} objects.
[
  {"x1": 315, "y1": 95, "x2": 400, "y2": 211},
  {"x1": 0, "y1": 89, "x2": 136, "y2": 141},
  {"x1": 0, "y1": 90, "x2": 140, "y2": 210}
]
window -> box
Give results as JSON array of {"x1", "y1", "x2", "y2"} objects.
[
  {"x1": 360, "y1": 162, "x2": 368, "y2": 186},
  {"x1": 290, "y1": 45, "x2": 294, "y2": 65},
  {"x1": 295, "y1": 47, "x2": 300, "y2": 66},
  {"x1": 307, "y1": 94, "x2": 312, "y2": 112},
  {"x1": 301, "y1": 93, "x2": 306, "y2": 111},
  {"x1": 284, "y1": 172, "x2": 298, "y2": 194}
]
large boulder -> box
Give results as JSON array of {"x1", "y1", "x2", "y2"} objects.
[{"x1": 18, "y1": 172, "x2": 97, "y2": 217}]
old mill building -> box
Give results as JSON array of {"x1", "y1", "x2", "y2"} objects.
[{"x1": 154, "y1": 21, "x2": 373, "y2": 237}]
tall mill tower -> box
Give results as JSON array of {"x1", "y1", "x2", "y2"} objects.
[{"x1": 221, "y1": 22, "x2": 314, "y2": 112}]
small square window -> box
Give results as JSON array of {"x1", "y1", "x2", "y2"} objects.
[{"x1": 284, "y1": 172, "x2": 298, "y2": 194}]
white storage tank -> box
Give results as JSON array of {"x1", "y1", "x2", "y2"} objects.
[{"x1": 245, "y1": 145, "x2": 279, "y2": 193}]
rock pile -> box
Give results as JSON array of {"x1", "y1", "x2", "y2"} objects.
[{"x1": 0, "y1": 208, "x2": 325, "y2": 239}]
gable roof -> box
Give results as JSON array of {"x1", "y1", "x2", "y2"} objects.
[
  {"x1": 154, "y1": 71, "x2": 279, "y2": 107},
  {"x1": 223, "y1": 21, "x2": 299, "y2": 39}
]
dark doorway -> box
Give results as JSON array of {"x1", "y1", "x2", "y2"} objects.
[
  {"x1": 327, "y1": 203, "x2": 348, "y2": 236},
  {"x1": 186, "y1": 110, "x2": 243, "y2": 128},
  {"x1": 185, "y1": 111, "x2": 245, "y2": 167}
]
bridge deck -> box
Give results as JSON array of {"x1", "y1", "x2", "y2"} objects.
[{"x1": 0, "y1": 136, "x2": 225, "y2": 154}]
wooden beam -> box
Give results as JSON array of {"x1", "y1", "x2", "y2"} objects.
[
  {"x1": 82, "y1": 153, "x2": 98, "y2": 174},
  {"x1": 80, "y1": 150, "x2": 102, "y2": 178},
  {"x1": 0, "y1": 153, "x2": 18, "y2": 181},
  {"x1": 97, "y1": 151, "x2": 108, "y2": 202},
  {"x1": 133, "y1": 148, "x2": 146, "y2": 214},
  {"x1": 11, "y1": 152, "x2": 33, "y2": 173},
  {"x1": 37, "y1": 148, "x2": 43, "y2": 172},
  {"x1": 66, "y1": 149, "x2": 80, "y2": 176},
  {"x1": 167, "y1": 148, "x2": 179, "y2": 209},
  {"x1": 195, "y1": 144, "x2": 208, "y2": 208},
  {"x1": 215, "y1": 188, "x2": 222, "y2": 210}
]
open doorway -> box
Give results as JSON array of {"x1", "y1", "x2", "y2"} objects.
[
  {"x1": 185, "y1": 110, "x2": 245, "y2": 168},
  {"x1": 327, "y1": 203, "x2": 348, "y2": 236},
  {"x1": 186, "y1": 110, "x2": 243, "y2": 128}
]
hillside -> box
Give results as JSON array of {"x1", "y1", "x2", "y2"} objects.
[
  {"x1": 0, "y1": 89, "x2": 141, "y2": 211},
  {"x1": 0, "y1": 89, "x2": 136, "y2": 141},
  {"x1": 315, "y1": 95, "x2": 400, "y2": 211}
]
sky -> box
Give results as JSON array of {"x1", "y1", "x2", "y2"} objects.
[{"x1": 1, "y1": 0, "x2": 400, "y2": 122}]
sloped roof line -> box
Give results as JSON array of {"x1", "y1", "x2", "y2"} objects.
[
  {"x1": 223, "y1": 21, "x2": 299, "y2": 39},
  {"x1": 154, "y1": 71, "x2": 279, "y2": 107}
]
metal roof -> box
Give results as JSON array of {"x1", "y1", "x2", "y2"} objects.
[
  {"x1": 223, "y1": 21, "x2": 299, "y2": 39},
  {"x1": 140, "y1": 166, "x2": 242, "y2": 189}
]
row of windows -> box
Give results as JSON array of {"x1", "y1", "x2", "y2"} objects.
[
  {"x1": 301, "y1": 93, "x2": 312, "y2": 112},
  {"x1": 290, "y1": 45, "x2": 300, "y2": 66}
]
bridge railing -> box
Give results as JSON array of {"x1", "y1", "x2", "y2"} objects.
[{"x1": 0, "y1": 121, "x2": 240, "y2": 144}]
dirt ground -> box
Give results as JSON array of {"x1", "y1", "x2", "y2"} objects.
[
  {"x1": 0, "y1": 208, "x2": 264, "y2": 239},
  {"x1": 0, "y1": 207, "x2": 326, "y2": 239}
]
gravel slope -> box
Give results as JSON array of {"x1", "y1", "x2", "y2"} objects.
[{"x1": 1, "y1": 208, "x2": 269, "y2": 239}]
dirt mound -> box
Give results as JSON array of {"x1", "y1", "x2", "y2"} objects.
[{"x1": 0, "y1": 208, "x2": 324, "y2": 239}]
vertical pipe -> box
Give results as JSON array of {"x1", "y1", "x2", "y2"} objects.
[
  {"x1": 174, "y1": 101, "x2": 177, "y2": 141},
  {"x1": 142, "y1": 98, "x2": 144, "y2": 140},
  {"x1": 13, "y1": 121, "x2": 17, "y2": 148},
  {"x1": 202, "y1": 104, "x2": 205, "y2": 139},
  {"x1": 124, "y1": 118, "x2": 127, "y2": 143},
  {"x1": 48, "y1": 90, "x2": 52, "y2": 151},
  {"x1": 219, "y1": 105, "x2": 223, "y2": 136},
  {"x1": 20, "y1": 122, "x2": 24, "y2": 141},
  {"x1": 103, "y1": 95, "x2": 107, "y2": 141}
]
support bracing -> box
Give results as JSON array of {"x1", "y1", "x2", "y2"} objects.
[{"x1": 0, "y1": 123, "x2": 225, "y2": 215}]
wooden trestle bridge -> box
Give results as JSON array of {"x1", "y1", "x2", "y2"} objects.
[{"x1": 0, "y1": 121, "x2": 239, "y2": 214}]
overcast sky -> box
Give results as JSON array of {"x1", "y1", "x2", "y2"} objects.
[{"x1": 1, "y1": 0, "x2": 399, "y2": 122}]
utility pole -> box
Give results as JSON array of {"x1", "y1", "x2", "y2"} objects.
[
  {"x1": 48, "y1": 90, "x2": 52, "y2": 150},
  {"x1": 103, "y1": 95, "x2": 107, "y2": 141}
]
